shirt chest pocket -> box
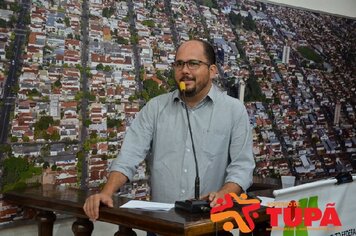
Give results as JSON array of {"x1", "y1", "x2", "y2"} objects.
[{"x1": 202, "y1": 129, "x2": 229, "y2": 158}]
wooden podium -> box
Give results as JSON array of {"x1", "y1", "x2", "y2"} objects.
[{"x1": 4, "y1": 185, "x2": 271, "y2": 236}]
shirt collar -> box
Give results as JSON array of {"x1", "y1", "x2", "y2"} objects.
[{"x1": 172, "y1": 83, "x2": 219, "y2": 104}]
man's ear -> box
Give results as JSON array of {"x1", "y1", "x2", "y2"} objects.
[{"x1": 209, "y1": 64, "x2": 218, "y2": 79}]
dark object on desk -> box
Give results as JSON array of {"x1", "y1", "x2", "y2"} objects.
[
  {"x1": 335, "y1": 172, "x2": 353, "y2": 185},
  {"x1": 175, "y1": 199, "x2": 211, "y2": 213}
]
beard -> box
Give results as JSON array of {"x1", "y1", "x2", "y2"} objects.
[
  {"x1": 178, "y1": 76, "x2": 197, "y2": 97},
  {"x1": 184, "y1": 87, "x2": 197, "y2": 97}
]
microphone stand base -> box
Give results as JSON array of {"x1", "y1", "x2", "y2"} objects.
[{"x1": 174, "y1": 199, "x2": 211, "y2": 213}]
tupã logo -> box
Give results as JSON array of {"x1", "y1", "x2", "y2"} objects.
[
  {"x1": 210, "y1": 193, "x2": 261, "y2": 233},
  {"x1": 267, "y1": 195, "x2": 342, "y2": 235}
]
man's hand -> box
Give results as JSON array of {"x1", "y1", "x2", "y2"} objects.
[
  {"x1": 202, "y1": 182, "x2": 243, "y2": 208},
  {"x1": 83, "y1": 193, "x2": 113, "y2": 221},
  {"x1": 200, "y1": 191, "x2": 226, "y2": 207},
  {"x1": 206, "y1": 191, "x2": 226, "y2": 208},
  {"x1": 83, "y1": 171, "x2": 128, "y2": 220}
]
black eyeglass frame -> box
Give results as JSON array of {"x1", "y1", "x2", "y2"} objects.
[{"x1": 172, "y1": 59, "x2": 211, "y2": 70}]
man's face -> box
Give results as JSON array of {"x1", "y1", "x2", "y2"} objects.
[{"x1": 174, "y1": 41, "x2": 216, "y2": 97}]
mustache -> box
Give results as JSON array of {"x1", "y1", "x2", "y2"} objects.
[{"x1": 180, "y1": 76, "x2": 195, "y2": 82}]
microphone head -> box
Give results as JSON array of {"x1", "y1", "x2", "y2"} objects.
[{"x1": 179, "y1": 81, "x2": 186, "y2": 92}]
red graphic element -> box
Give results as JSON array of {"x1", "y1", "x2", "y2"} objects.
[
  {"x1": 210, "y1": 193, "x2": 234, "y2": 214},
  {"x1": 210, "y1": 193, "x2": 261, "y2": 233},
  {"x1": 267, "y1": 202, "x2": 342, "y2": 227},
  {"x1": 289, "y1": 200, "x2": 297, "y2": 220}
]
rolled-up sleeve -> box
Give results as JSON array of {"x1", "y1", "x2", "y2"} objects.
[{"x1": 110, "y1": 99, "x2": 156, "y2": 181}]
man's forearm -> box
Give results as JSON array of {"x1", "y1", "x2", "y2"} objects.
[
  {"x1": 101, "y1": 171, "x2": 128, "y2": 196},
  {"x1": 208, "y1": 182, "x2": 243, "y2": 207},
  {"x1": 218, "y1": 182, "x2": 242, "y2": 195}
]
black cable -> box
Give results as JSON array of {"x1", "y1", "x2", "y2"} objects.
[{"x1": 181, "y1": 90, "x2": 200, "y2": 200}]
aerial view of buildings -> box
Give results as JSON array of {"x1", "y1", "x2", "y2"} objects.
[{"x1": 0, "y1": 0, "x2": 355, "y2": 225}]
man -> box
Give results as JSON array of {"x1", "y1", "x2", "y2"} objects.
[{"x1": 83, "y1": 39, "x2": 255, "y2": 221}]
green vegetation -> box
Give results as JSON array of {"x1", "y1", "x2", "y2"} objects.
[
  {"x1": 96, "y1": 63, "x2": 112, "y2": 72},
  {"x1": 5, "y1": 38, "x2": 15, "y2": 60},
  {"x1": 83, "y1": 139, "x2": 91, "y2": 152},
  {"x1": 33, "y1": 116, "x2": 60, "y2": 141},
  {"x1": 297, "y1": 46, "x2": 323, "y2": 63},
  {"x1": 22, "y1": 135, "x2": 30, "y2": 142},
  {"x1": 34, "y1": 116, "x2": 54, "y2": 131},
  {"x1": 11, "y1": 136, "x2": 18, "y2": 142},
  {"x1": 42, "y1": 161, "x2": 50, "y2": 169},
  {"x1": 9, "y1": 2, "x2": 20, "y2": 12},
  {"x1": 54, "y1": 79, "x2": 62, "y2": 88},
  {"x1": 130, "y1": 34, "x2": 139, "y2": 44},
  {"x1": 75, "y1": 91, "x2": 83, "y2": 101},
  {"x1": 229, "y1": 12, "x2": 256, "y2": 31},
  {"x1": 0, "y1": 19, "x2": 8, "y2": 28},
  {"x1": 27, "y1": 88, "x2": 42, "y2": 97},
  {"x1": 76, "y1": 150, "x2": 85, "y2": 173},
  {"x1": 229, "y1": 12, "x2": 243, "y2": 27},
  {"x1": 116, "y1": 36, "x2": 129, "y2": 45},
  {"x1": 199, "y1": 0, "x2": 217, "y2": 8},
  {"x1": 50, "y1": 130, "x2": 60, "y2": 141},
  {"x1": 243, "y1": 13, "x2": 256, "y2": 31},
  {"x1": 122, "y1": 16, "x2": 129, "y2": 22},
  {"x1": 102, "y1": 7, "x2": 115, "y2": 18},
  {"x1": 89, "y1": 132, "x2": 97, "y2": 140},
  {"x1": 107, "y1": 118, "x2": 122, "y2": 129},
  {"x1": 96, "y1": 63, "x2": 104, "y2": 71},
  {"x1": 142, "y1": 20, "x2": 155, "y2": 28},
  {"x1": 139, "y1": 79, "x2": 167, "y2": 103},
  {"x1": 244, "y1": 77, "x2": 266, "y2": 102},
  {"x1": 64, "y1": 17, "x2": 70, "y2": 27},
  {"x1": 23, "y1": 13, "x2": 31, "y2": 25},
  {"x1": 0, "y1": 0, "x2": 7, "y2": 8},
  {"x1": 1, "y1": 157, "x2": 42, "y2": 193},
  {"x1": 109, "y1": 131, "x2": 116, "y2": 139},
  {"x1": 104, "y1": 65, "x2": 111, "y2": 72},
  {"x1": 84, "y1": 91, "x2": 96, "y2": 101},
  {"x1": 84, "y1": 119, "x2": 92, "y2": 127},
  {"x1": 0, "y1": 144, "x2": 12, "y2": 157},
  {"x1": 11, "y1": 84, "x2": 20, "y2": 94},
  {"x1": 76, "y1": 150, "x2": 84, "y2": 183}
]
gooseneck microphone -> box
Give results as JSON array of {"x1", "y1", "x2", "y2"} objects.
[
  {"x1": 179, "y1": 82, "x2": 200, "y2": 200},
  {"x1": 174, "y1": 82, "x2": 210, "y2": 213}
]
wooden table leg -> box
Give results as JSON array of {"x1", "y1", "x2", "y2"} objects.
[
  {"x1": 114, "y1": 225, "x2": 137, "y2": 236},
  {"x1": 72, "y1": 217, "x2": 94, "y2": 236},
  {"x1": 36, "y1": 210, "x2": 56, "y2": 236}
]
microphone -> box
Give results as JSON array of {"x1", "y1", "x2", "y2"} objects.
[
  {"x1": 179, "y1": 81, "x2": 186, "y2": 91},
  {"x1": 174, "y1": 82, "x2": 210, "y2": 213}
]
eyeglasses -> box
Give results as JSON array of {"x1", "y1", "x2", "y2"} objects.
[{"x1": 172, "y1": 60, "x2": 210, "y2": 70}]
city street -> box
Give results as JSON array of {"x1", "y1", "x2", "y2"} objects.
[{"x1": 0, "y1": 2, "x2": 29, "y2": 145}]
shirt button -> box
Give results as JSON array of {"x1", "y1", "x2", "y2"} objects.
[
  {"x1": 181, "y1": 189, "x2": 185, "y2": 194},
  {"x1": 183, "y1": 169, "x2": 187, "y2": 173},
  {"x1": 187, "y1": 148, "x2": 190, "y2": 152}
]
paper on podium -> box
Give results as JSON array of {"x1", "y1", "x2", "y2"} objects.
[
  {"x1": 120, "y1": 200, "x2": 174, "y2": 211},
  {"x1": 257, "y1": 196, "x2": 275, "y2": 207}
]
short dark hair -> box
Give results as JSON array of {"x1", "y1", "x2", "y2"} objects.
[{"x1": 176, "y1": 39, "x2": 216, "y2": 65}]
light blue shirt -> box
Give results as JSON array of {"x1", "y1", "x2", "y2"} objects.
[{"x1": 110, "y1": 84, "x2": 255, "y2": 203}]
